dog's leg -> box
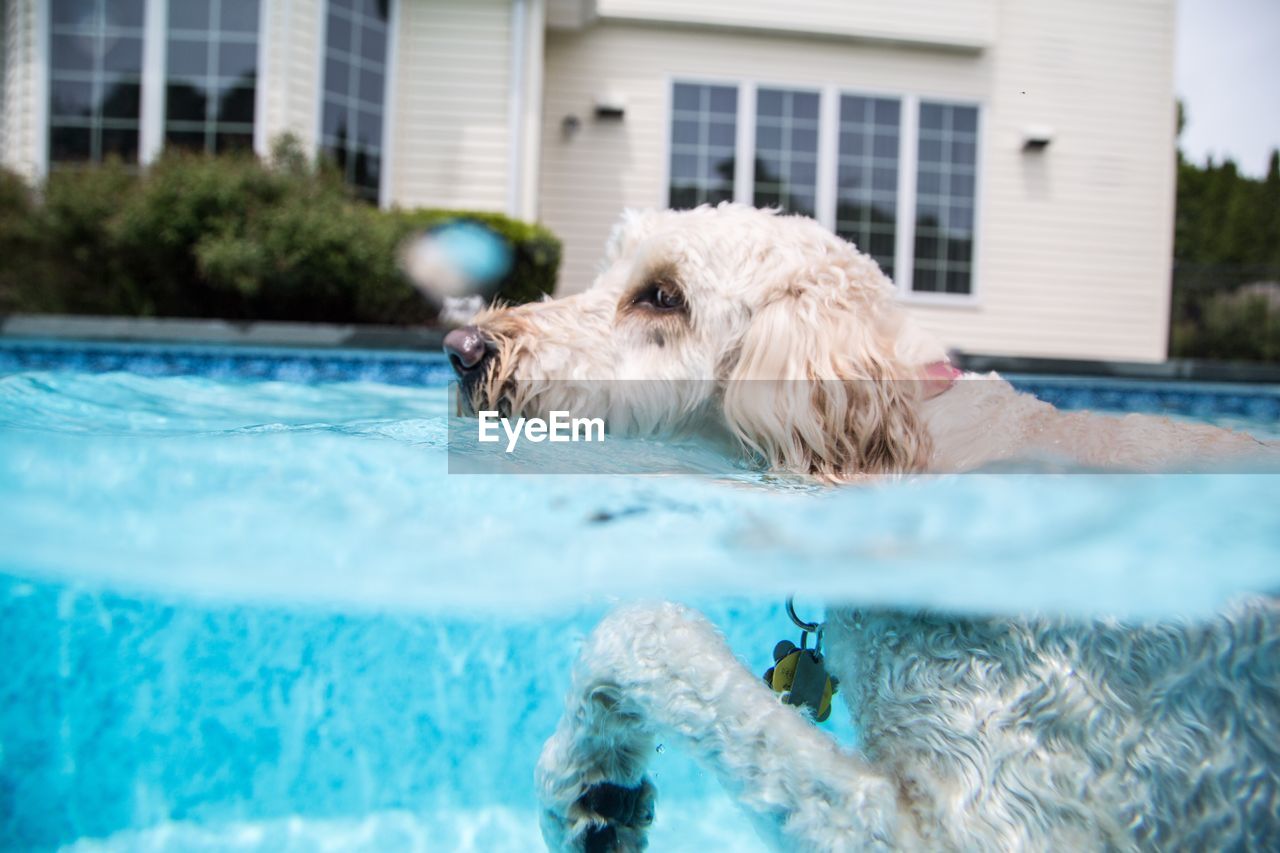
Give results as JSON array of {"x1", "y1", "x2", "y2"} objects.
[{"x1": 536, "y1": 602, "x2": 906, "y2": 852}]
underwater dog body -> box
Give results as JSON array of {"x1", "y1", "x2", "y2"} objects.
[{"x1": 535, "y1": 598, "x2": 1279, "y2": 851}]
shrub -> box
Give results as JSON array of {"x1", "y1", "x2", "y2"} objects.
[
  {"x1": 0, "y1": 137, "x2": 561, "y2": 325},
  {"x1": 0, "y1": 170, "x2": 43, "y2": 313},
  {"x1": 1171, "y1": 287, "x2": 1280, "y2": 362}
]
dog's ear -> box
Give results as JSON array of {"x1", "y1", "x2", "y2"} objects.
[{"x1": 722, "y1": 286, "x2": 932, "y2": 481}]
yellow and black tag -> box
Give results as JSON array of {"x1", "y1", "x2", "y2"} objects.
[{"x1": 763, "y1": 639, "x2": 838, "y2": 723}]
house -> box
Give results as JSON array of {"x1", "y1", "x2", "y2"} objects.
[{"x1": 0, "y1": 0, "x2": 1178, "y2": 361}]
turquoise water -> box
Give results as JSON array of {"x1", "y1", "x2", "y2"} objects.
[{"x1": 1, "y1": 342, "x2": 1278, "y2": 851}]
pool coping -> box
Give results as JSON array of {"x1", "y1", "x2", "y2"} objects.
[
  {"x1": 3, "y1": 313, "x2": 1279, "y2": 384},
  {"x1": 0, "y1": 313, "x2": 445, "y2": 351}
]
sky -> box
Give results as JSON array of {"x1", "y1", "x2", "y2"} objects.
[{"x1": 1175, "y1": 0, "x2": 1280, "y2": 176}]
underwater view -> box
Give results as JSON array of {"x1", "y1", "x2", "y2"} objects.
[{"x1": 1, "y1": 339, "x2": 1278, "y2": 851}]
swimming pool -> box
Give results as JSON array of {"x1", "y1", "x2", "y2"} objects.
[{"x1": 1, "y1": 339, "x2": 1277, "y2": 851}]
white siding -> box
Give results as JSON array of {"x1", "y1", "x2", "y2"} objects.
[
  {"x1": 0, "y1": 0, "x2": 41, "y2": 181},
  {"x1": 388, "y1": 0, "x2": 514, "y2": 211},
  {"x1": 916, "y1": 0, "x2": 1177, "y2": 362},
  {"x1": 540, "y1": 1, "x2": 1178, "y2": 361},
  {"x1": 259, "y1": 0, "x2": 325, "y2": 156},
  {"x1": 597, "y1": 0, "x2": 995, "y2": 50}
]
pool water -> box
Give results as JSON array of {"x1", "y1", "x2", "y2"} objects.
[{"x1": 1, "y1": 340, "x2": 1278, "y2": 851}]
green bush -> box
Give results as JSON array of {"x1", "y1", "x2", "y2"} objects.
[
  {"x1": 0, "y1": 136, "x2": 561, "y2": 324},
  {"x1": 1171, "y1": 288, "x2": 1280, "y2": 362}
]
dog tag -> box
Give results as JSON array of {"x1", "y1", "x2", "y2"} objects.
[
  {"x1": 764, "y1": 641, "x2": 837, "y2": 723},
  {"x1": 786, "y1": 650, "x2": 833, "y2": 721}
]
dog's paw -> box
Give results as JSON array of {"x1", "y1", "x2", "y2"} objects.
[{"x1": 540, "y1": 778, "x2": 656, "y2": 852}]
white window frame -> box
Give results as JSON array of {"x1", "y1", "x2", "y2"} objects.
[
  {"x1": 159, "y1": 0, "x2": 265, "y2": 157},
  {"x1": 660, "y1": 76, "x2": 745, "y2": 210},
  {"x1": 40, "y1": 0, "x2": 153, "y2": 171},
  {"x1": 750, "y1": 82, "x2": 823, "y2": 220},
  {"x1": 664, "y1": 77, "x2": 984, "y2": 306},
  {"x1": 898, "y1": 95, "x2": 984, "y2": 307},
  {"x1": 39, "y1": 0, "x2": 271, "y2": 173},
  {"x1": 314, "y1": 0, "x2": 398, "y2": 208}
]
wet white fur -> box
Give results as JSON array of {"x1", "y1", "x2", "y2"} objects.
[
  {"x1": 473, "y1": 204, "x2": 1270, "y2": 479},
  {"x1": 537, "y1": 599, "x2": 1279, "y2": 851},
  {"x1": 464, "y1": 205, "x2": 1279, "y2": 849}
]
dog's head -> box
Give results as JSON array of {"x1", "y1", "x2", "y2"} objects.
[{"x1": 446, "y1": 203, "x2": 945, "y2": 479}]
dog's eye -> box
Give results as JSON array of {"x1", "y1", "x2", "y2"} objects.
[{"x1": 633, "y1": 280, "x2": 684, "y2": 312}]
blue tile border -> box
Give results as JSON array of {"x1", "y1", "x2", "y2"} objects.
[
  {"x1": 0, "y1": 338, "x2": 456, "y2": 388},
  {"x1": 1009, "y1": 378, "x2": 1280, "y2": 422}
]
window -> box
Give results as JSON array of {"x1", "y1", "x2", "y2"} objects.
[
  {"x1": 668, "y1": 83, "x2": 737, "y2": 209},
  {"x1": 320, "y1": 0, "x2": 391, "y2": 202},
  {"x1": 754, "y1": 88, "x2": 820, "y2": 218},
  {"x1": 666, "y1": 81, "x2": 981, "y2": 298},
  {"x1": 164, "y1": 0, "x2": 260, "y2": 154},
  {"x1": 48, "y1": 0, "x2": 145, "y2": 166},
  {"x1": 835, "y1": 95, "x2": 901, "y2": 276},
  {"x1": 912, "y1": 102, "x2": 979, "y2": 294}
]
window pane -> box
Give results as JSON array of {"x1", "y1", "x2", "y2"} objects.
[
  {"x1": 319, "y1": 0, "x2": 392, "y2": 202},
  {"x1": 707, "y1": 120, "x2": 735, "y2": 148},
  {"x1": 756, "y1": 88, "x2": 783, "y2": 118},
  {"x1": 671, "y1": 120, "x2": 697, "y2": 146},
  {"x1": 835, "y1": 94, "x2": 901, "y2": 275},
  {"x1": 105, "y1": 0, "x2": 146, "y2": 28},
  {"x1": 165, "y1": 0, "x2": 261, "y2": 154},
  {"x1": 708, "y1": 86, "x2": 737, "y2": 116},
  {"x1": 791, "y1": 92, "x2": 819, "y2": 121},
  {"x1": 165, "y1": 130, "x2": 207, "y2": 151},
  {"x1": 357, "y1": 108, "x2": 382, "y2": 148},
  {"x1": 667, "y1": 83, "x2": 738, "y2": 210},
  {"x1": 52, "y1": 0, "x2": 95, "y2": 28},
  {"x1": 359, "y1": 68, "x2": 385, "y2": 103},
  {"x1": 51, "y1": 34, "x2": 96, "y2": 72},
  {"x1": 872, "y1": 132, "x2": 898, "y2": 159},
  {"x1": 48, "y1": 3, "x2": 143, "y2": 166},
  {"x1": 360, "y1": 0, "x2": 390, "y2": 22},
  {"x1": 50, "y1": 80, "x2": 94, "y2": 118},
  {"x1": 101, "y1": 128, "x2": 140, "y2": 162},
  {"x1": 354, "y1": 152, "x2": 381, "y2": 196},
  {"x1": 103, "y1": 37, "x2": 143, "y2": 74},
  {"x1": 220, "y1": 0, "x2": 260, "y2": 33},
  {"x1": 49, "y1": 126, "x2": 92, "y2": 162},
  {"x1": 322, "y1": 99, "x2": 349, "y2": 141},
  {"x1": 101, "y1": 82, "x2": 141, "y2": 119},
  {"x1": 912, "y1": 102, "x2": 979, "y2": 294},
  {"x1": 168, "y1": 3, "x2": 210, "y2": 30},
  {"x1": 217, "y1": 85, "x2": 256, "y2": 124},
  {"x1": 361, "y1": 23, "x2": 387, "y2": 63},
  {"x1": 327, "y1": 15, "x2": 353, "y2": 52},
  {"x1": 168, "y1": 39, "x2": 208, "y2": 76},
  {"x1": 324, "y1": 57, "x2": 349, "y2": 96},
  {"x1": 166, "y1": 82, "x2": 209, "y2": 123},
  {"x1": 219, "y1": 41, "x2": 259, "y2": 82},
  {"x1": 753, "y1": 88, "x2": 820, "y2": 218}
]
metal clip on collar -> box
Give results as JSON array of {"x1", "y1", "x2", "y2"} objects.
[{"x1": 786, "y1": 595, "x2": 822, "y2": 655}]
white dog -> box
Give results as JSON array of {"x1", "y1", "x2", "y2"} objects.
[{"x1": 442, "y1": 204, "x2": 1279, "y2": 850}]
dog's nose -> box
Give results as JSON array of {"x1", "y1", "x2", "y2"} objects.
[{"x1": 443, "y1": 325, "x2": 490, "y2": 375}]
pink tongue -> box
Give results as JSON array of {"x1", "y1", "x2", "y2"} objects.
[{"x1": 921, "y1": 361, "x2": 961, "y2": 398}]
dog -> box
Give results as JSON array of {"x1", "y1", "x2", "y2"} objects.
[{"x1": 442, "y1": 204, "x2": 1279, "y2": 850}]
